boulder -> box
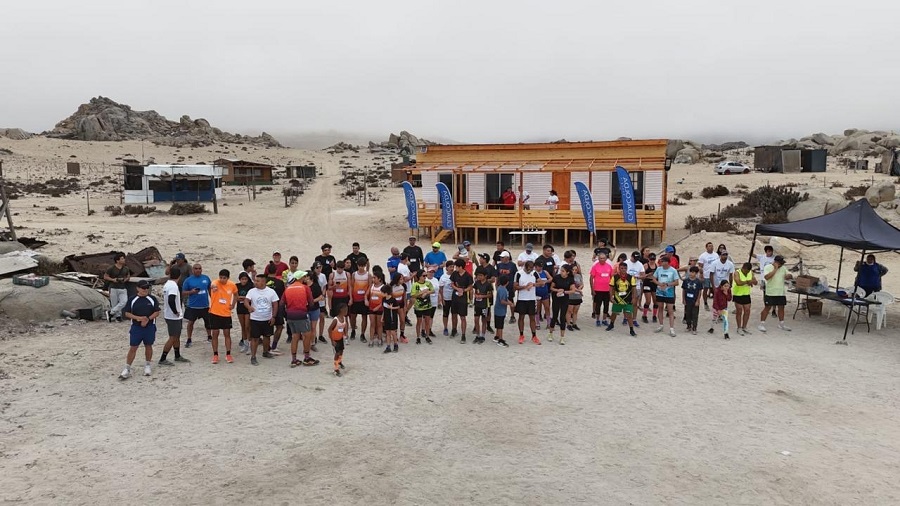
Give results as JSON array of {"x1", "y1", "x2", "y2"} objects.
[
  {"x1": 865, "y1": 180, "x2": 896, "y2": 206},
  {"x1": 811, "y1": 132, "x2": 834, "y2": 146},
  {"x1": 0, "y1": 279, "x2": 109, "y2": 322},
  {"x1": 0, "y1": 242, "x2": 26, "y2": 254},
  {"x1": 388, "y1": 133, "x2": 400, "y2": 147},
  {"x1": 0, "y1": 128, "x2": 32, "y2": 140},
  {"x1": 770, "y1": 236, "x2": 803, "y2": 256},
  {"x1": 876, "y1": 135, "x2": 900, "y2": 149},
  {"x1": 674, "y1": 147, "x2": 700, "y2": 164},
  {"x1": 787, "y1": 187, "x2": 848, "y2": 222},
  {"x1": 666, "y1": 139, "x2": 684, "y2": 159}
]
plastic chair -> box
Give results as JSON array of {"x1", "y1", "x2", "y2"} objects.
[
  {"x1": 826, "y1": 287, "x2": 867, "y2": 319},
  {"x1": 866, "y1": 291, "x2": 894, "y2": 330}
]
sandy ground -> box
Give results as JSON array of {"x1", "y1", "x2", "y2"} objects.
[{"x1": 1, "y1": 138, "x2": 900, "y2": 505}]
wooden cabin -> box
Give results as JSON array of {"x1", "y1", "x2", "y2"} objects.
[
  {"x1": 411, "y1": 139, "x2": 669, "y2": 246},
  {"x1": 214, "y1": 158, "x2": 275, "y2": 185}
]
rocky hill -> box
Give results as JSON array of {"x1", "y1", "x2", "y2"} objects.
[
  {"x1": 0, "y1": 128, "x2": 32, "y2": 140},
  {"x1": 776, "y1": 129, "x2": 900, "y2": 158},
  {"x1": 46, "y1": 96, "x2": 281, "y2": 148},
  {"x1": 368, "y1": 131, "x2": 437, "y2": 153}
]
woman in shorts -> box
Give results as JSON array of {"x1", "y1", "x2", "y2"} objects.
[
  {"x1": 367, "y1": 270, "x2": 385, "y2": 347},
  {"x1": 641, "y1": 254, "x2": 658, "y2": 324},
  {"x1": 236, "y1": 272, "x2": 253, "y2": 354},
  {"x1": 533, "y1": 263, "x2": 551, "y2": 329},
  {"x1": 566, "y1": 262, "x2": 585, "y2": 331},
  {"x1": 381, "y1": 281, "x2": 401, "y2": 353},
  {"x1": 411, "y1": 270, "x2": 435, "y2": 344}
]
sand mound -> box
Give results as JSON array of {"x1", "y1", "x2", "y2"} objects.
[{"x1": 0, "y1": 279, "x2": 107, "y2": 322}]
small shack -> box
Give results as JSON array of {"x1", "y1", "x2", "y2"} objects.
[
  {"x1": 754, "y1": 146, "x2": 827, "y2": 173},
  {"x1": 124, "y1": 164, "x2": 223, "y2": 204},
  {"x1": 285, "y1": 165, "x2": 318, "y2": 179},
  {"x1": 215, "y1": 158, "x2": 274, "y2": 185}
]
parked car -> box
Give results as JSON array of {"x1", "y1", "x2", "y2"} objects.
[{"x1": 715, "y1": 161, "x2": 751, "y2": 175}]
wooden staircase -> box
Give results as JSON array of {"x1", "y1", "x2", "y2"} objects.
[{"x1": 432, "y1": 227, "x2": 453, "y2": 245}]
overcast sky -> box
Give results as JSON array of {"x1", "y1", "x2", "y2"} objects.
[{"x1": 3, "y1": 0, "x2": 898, "y2": 146}]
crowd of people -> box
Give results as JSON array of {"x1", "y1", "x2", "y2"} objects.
[{"x1": 114, "y1": 235, "x2": 891, "y2": 381}]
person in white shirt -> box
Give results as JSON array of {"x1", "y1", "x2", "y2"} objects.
[
  {"x1": 710, "y1": 252, "x2": 736, "y2": 291},
  {"x1": 624, "y1": 251, "x2": 646, "y2": 325},
  {"x1": 425, "y1": 268, "x2": 440, "y2": 337},
  {"x1": 517, "y1": 243, "x2": 539, "y2": 267},
  {"x1": 545, "y1": 190, "x2": 559, "y2": 210},
  {"x1": 438, "y1": 261, "x2": 456, "y2": 336},
  {"x1": 158, "y1": 266, "x2": 189, "y2": 366},
  {"x1": 243, "y1": 274, "x2": 280, "y2": 365},
  {"x1": 756, "y1": 245, "x2": 775, "y2": 289},
  {"x1": 397, "y1": 253, "x2": 413, "y2": 319},
  {"x1": 697, "y1": 242, "x2": 719, "y2": 309},
  {"x1": 514, "y1": 260, "x2": 544, "y2": 344},
  {"x1": 518, "y1": 186, "x2": 531, "y2": 210}
]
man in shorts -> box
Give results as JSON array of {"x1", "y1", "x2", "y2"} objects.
[
  {"x1": 606, "y1": 263, "x2": 638, "y2": 336},
  {"x1": 119, "y1": 280, "x2": 161, "y2": 380},
  {"x1": 449, "y1": 258, "x2": 473, "y2": 343},
  {"x1": 208, "y1": 269, "x2": 238, "y2": 364},
  {"x1": 243, "y1": 274, "x2": 280, "y2": 365},
  {"x1": 349, "y1": 257, "x2": 371, "y2": 342},
  {"x1": 514, "y1": 260, "x2": 542, "y2": 345},
  {"x1": 181, "y1": 263, "x2": 212, "y2": 348},
  {"x1": 284, "y1": 271, "x2": 320, "y2": 367},
  {"x1": 438, "y1": 260, "x2": 456, "y2": 336},
  {"x1": 495, "y1": 251, "x2": 518, "y2": 324},
  {"x1": 315, "y1": 243, "x2": 336, "y2": 281},
  {"x1": 759, "y1": 255, "x2": 793, "y2": 332},
  {"x1": 346, "y1": 242, "x2": 367, "y2": 273},
  {"x1": 158, "y1": 267, "x2": 190, "y2": 366},
  {"x1": 653, "y1": 256, "x2": 680, "y2": 337}
]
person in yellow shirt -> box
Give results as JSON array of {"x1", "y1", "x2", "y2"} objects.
[
  {"x1": 208, "y1": 269, "x2": 238, "y2": 364},
  {"x1": 731, "y1": 262, "x2": 757, "y2": 336}
]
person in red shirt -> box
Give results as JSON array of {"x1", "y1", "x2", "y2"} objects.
[
  {"x1": 501, "y1": 187, "x2": 516, "y2": 209},
  {"x1": 590, "y1": 251, "x2": 614, "y2": 326},
  {"x1": 270, "y1": 251, "x2": 289, "y2": 280},
  {"x1": 284, "y1": 271, "x2": 320, "y2": 367}
]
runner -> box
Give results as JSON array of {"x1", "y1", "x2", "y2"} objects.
[
  {"x1": 283, "y1": 256, "x2": 303, "y2": 345},
  {"x1": 403, "y1": 236, "x2": 425, "y2": 274},
  {"x1": 590, "y1": 251, "x2": 614, "y2": 326},
  {"x1": 283, "y1": 270, "x2": 319, "y2": 368},
  {"x1": 759, "y1": 255, "x2": 793, "y2": 332},
  {"x1": 346, "y1": 242, "x2": 366, "y2": 273},
  {"x1": 514, "y1": 260, "x2": 542, "y2": 345},
  {"x1": 474, "y1": 253, "x2": 497, "y2": 334},
  {"x1": 495, "y1": 251, "x2": 517, "y2": 324},
  {"x1": 709, "y1": 250, "x2": 736, "y2": 293},
  {"x1": 329, "y1": 304, "x2": 349, "y2": 376},
  {"x1": 450, "y1": 258, "x2": 473, "y2": 343},
  {"x1": 158, "y1": 268, "x2": 190, "y2": 367},
  {"x1": 349, "y1": 258, "x2": 371, "y2": 343},
  {"x1": 367, "y1": 270, "x2": 386, "y2": 347},
  {"x1": 492, "y1": 275, "x2": 513, "y2": 347},
  {"x1": 533, "y1": 263, "x2": 550, "y2": 329},
  {"x1": 208, "y1": 269, "x2": 238, "y2": 364},
  {"x1": 390, "y1": 272, "x2": 408, "y2": 344},
  {"x1": 625, "y1": 251, "x2": 645, "y2": 327},
  {"x1": 270, "y1": 251, "x2": 289, "y2": 280},
  {"x1": 425, "y1": 267, "x2": 440, "y2": 338},
  {"x1": 119, "y1": 280, "x2": 161, "y2": 380},
  {"x1": 329, "y1": 260, "x2": 351, "y2": 320},
  {"x1": 166, "y1": 253, "x2": 190, "y2": 289},
  {"x1": 243, "y1": 274, "x2": 279, "y2": 365},
  {"x1": 471, "y1": 269, "x2": 492, "y2": 344},
  {"x1": 235, "y1": 272, "x2": 253, "y2": 354},
  {"x1": 653, "y1": 256, "x2": 680, "y2": 337},
  {"x1": 492, "y1": 241, "x2": 510, "y2": 266},
  {"x1": 606, "y1": 263, "x2": 638, "y2": 337},
  {"x1": 566, "y1": 262, "x2": 585, "y2": 332},
  {"x1": 104, "y1": 252, "x2": 130, "y2": 322},
  {"x1": 382, "y1": 278, "x2": 401, "y2": 353},
  {"x1": 314, "y1": 243, "x2": 336, "y2": 280},
  {"x1": 641, "y1": 254, "x2": 659, "y2": 324},
  {"x1": 310, "y1": 262, "x2": 328, "y2": 347},
  {"x1": 397, "y1": 253, "x2": 413, "y2": 330},
  {"x1": 386, "y1": 247, "x2": 402, "y2": 277},
  {"x1": 517, "y1": 243, "x2": 539, "y2": 268},
  {"x1": 537, "y1": 245, "x2": 557, "y2": 277},
  {"x1": 548, "y1": 264, "x2": 575, "y2": 344},
  {"x1": 732, "y1": 262, "x2": 756, "y2": 336},
  {"x1": 265, "y1": 263, "x2": 286, "y2": 355},
  {"x1": 424, "y1": 242, "x2": 447, "y2": 278},
  {"x1": 438, "y1": 260, "x2": 456, "y2": 336},
  {"x1": 709, "y1": 280, "x2": 733, "y2": 339},
  {"x1": 697, "y1": 242, "x2": 718, "y2": 310},
  {"x1": 682, "y1": 266, "x2": 702, "y2": 335},
  {"x1": 181, "y1": 263, "x2": 212, "y2": 348},
  {"x1": 596, "y1": 238, "x2": 615, "y2": 260},
  {"x1": 411, "y1": 270, "x2": 435, "y2": 344}
]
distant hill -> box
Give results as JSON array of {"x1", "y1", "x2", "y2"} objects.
[{"x1": 47, "y1": 96, "x2": 282, "y2": 148}]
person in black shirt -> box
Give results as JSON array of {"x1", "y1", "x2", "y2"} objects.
[
  {"x1": 492, "y1": 241, "x2": 510, "y2": 266},
  {"x1": 538, "y1": 245, "x2": 557, "y2": 276},
  {"x1": 265, "y1": 263, "x2": 286, "y2": 354},
  {"x1": 104, "y1": 252, "x2": 131, "y2": 322},
  {"x1": 472, "y1": 271, "x2": 492, "y2": 344},
  {"x1": 548, "y1": 264, "x2": 575, "y2": 344},
  {"x1": 345, "y1": 242, "x2": 366, "y2": 272},
  {"x1": 315, "y1": 243, "x2": 336, "y2": 280},
  {"x1": 402, "y1": 236, "x2": 425, "y2": 274},
  {"x1": 449, "y1": 258, "x2": 473, "y2": 343}
]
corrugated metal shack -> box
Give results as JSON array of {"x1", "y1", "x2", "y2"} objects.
[{"x1": 754, "y1": 146, "x2": 827, "y2": 173}]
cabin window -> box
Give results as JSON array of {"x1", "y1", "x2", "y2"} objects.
[
  {"x1": 485, "y1": 173, "x2": 515, "y2": 208},
  {"x1": 610, "y1": 171, "x2": 644, "y2": 208}
]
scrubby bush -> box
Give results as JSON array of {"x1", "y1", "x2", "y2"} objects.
[
  {"x1": 105, "y1": 205, "x2": 123, "y2": 216},
  {"x1": 843, "y1": 185, "x2": 868, "y2": 199},
  {"x1": 168, "y1": 203, "x2": 207, "y2": 215},
  {"x1": 123, "y1": 205, "x2": 156, "y2": 215},
  {"x1": 700, "y1": 185, "x2": 730, "y2": 198},
  {"x1": 685, "y1": 214, "x2": 737, "y2": 233},
  {"x1": 667, "y1": 198, "x2": 686, "y2": 206},
  {"x1": 718, "y1": 204, "x2": 757, "y2": 219},
  {"x1": 739, "y1": 185, "x2": 807, "y2": 215},
  {"x1": 676, "y1": 191, "x2": 693, "y2": 200}
]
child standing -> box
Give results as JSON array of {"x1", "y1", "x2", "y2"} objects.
[
  {"x1": 709, "y1": 280, "x2": 732, "y2": 339},
  {"x1": 382, "y1": 283, "x2": 401, "y2": 353},
  {"x1": 493, "y1": 275, "x2": 513, "y2": 347},
  {"x1": 682, "y1": 266, "x2": 702, "y2": 335},
  {"x1": 472, "y1": 271, "x2": 491, "y2": 344},
  {"x1": 329, "y1": 303, "x2": 348, "y2": 376}
]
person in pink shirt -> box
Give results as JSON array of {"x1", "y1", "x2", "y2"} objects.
[{"x1": 590, "y1": 250, "x2": 615, "y2": 326}]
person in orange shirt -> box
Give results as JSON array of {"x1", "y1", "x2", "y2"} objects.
[
  {"x1": 367, "y1": 271, "x2": 386, "y2": 347},
  {"x1": 329, "y1": 303, "x2": 349, "y2": 376},
  {"x1": 349, "y1": 258, "x2": 372, "y2": 343},
  {"x1": 208, "y1": 269, "x2": 238, "y2": 364}
]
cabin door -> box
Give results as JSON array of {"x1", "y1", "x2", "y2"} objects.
[{"x1": 551, "y1": 172, "x2": 570, "y2": 210}]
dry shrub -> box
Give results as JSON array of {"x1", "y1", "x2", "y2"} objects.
[
  {"x1": 667, "y1": 198, "x2": 686, "y2": 206},
  {"x1": 168, "y1": 202, "x2": 207, "y2": 215},
  {"x1": 761, "y1": 212, "x2": 789, "y2": 224},
  {"x1": 700, "y1": 185, "x2": 730, "y2": 198},
  {"x1": 123, "y1": 205, "x2": 156, "y2": 215},
  {"x1": 105, "y1": 205, "x2": 123, "y2": 216},
  {"x1": 685, "y1": 214, "x2": 737, "y2": 233},
  {"x1": 843, "y1": 185, "x2": 868, "y2": 199},
  {"x1": 829, "y1": 181, "x2": 844, "y2": 188},
  {"x1": 676, "y1": 191, "x2": 693, "y2": 200},
  {"x1": 719, "y1": 204, "x2": 757, "y2": 219}
]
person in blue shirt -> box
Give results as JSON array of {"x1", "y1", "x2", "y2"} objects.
[
  {"x1": 386, "y1": 247, "x2": 402, "y2": 276},
  {"x1": 119, "y1": 280, "x2": 161, "y2": 380},
  {"x1": 494, "y1": 251, "x2": 518, "y2": 324},
  {"x1": 424, "y1": 242, "x2": 448, "y2": 279},
  {"x1": 181, "y1": 263, "x2": 212, "y2": 348},
  {"x1": 854, "y1": 254, "x2": 889, "y2": 296},
  {"x1": 653, "y1": 255, "x2": 681, "y2": 337},
  {"x1": 533, "y1": 263, "x2": 550, "y2": 329},
  {"x1": 492, "y1": 277, "x2": 514, "y2": 347}
]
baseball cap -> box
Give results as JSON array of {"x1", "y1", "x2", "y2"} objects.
[
  {"x1": 409, "y1": 236, "x2": 416, "y2": 241},
  {"x1": 287, "y1": 270, "x2": 308, "y2": 283},
  {"x1": 479, "y1": 253, "x2": 490, "y2": 261},
  {"x1": 593, "y1": 247, "x2": 602, "y2": 255},
  {"x1": 432, "y1": 242, "x2": 441, "y2": 248},
  {"x1": 664, "y1": 245, "x2": 675, "y2": 253},
  {"x1": 273, "y1": 251, "x2": 281, "y2": 255},
  {"x1": 525, "y1": 242, "x2": 534, "y2": 250},
  {"x1": 136, "y1": 280, "x2": 151, "y2": 289},
  {"x1": 631, "y1": 251, "x2": 640, "y2": 258},
  {"x1": 500, "y1": 251, "x2": 510, "y2": 257},
  {"x1": 174, "y1": 252, "x2": 185, "y2": 260},
  {"x1": 463, "y1": 240, "x2": 471, "y2": 246},
  {"x1": 774, "y1": 255, "x2": 785, "y2": 263}
]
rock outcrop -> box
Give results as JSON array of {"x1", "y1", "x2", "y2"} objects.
[
  {"x1": 0, "y1": 128, "x2": 32, "y2": 140},
  {"x1": 46, "y1": 96, "x2": 282, "y2": 148},
  {"x1": 777, "y1": 129, "x2": 900, "y2": 157},
  {"x1": 865, "y1": 180, "x2": 897, "y2": 206},
  {"x1": 787, "y1": 188, "x2": 848, "y2": 222},
  {"x1": 369, "y1": 131, "x2": 437, "y2": 153}
]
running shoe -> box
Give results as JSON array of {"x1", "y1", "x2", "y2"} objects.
[
  {"x1": 691, "y1": 329, "x2": 697, "y2": 335},
  {"x1": 460, "y1": 335, "x2": 466, "y2": 344},
  {"x1": 405, "y1": 318, "x2": 412, "y2": 326},
  {"x1": 669, "y1": 328, "x2": 676, "y2": 337},
  {"x1": 207, "y1": 335, "x2": 212, "y2": 342},
  {"x1": 290, "y1": 359, "x2": 301, "y2": 368},
  {"x1": 384, "y1": 346, "x2": 392, "y2": 354},
  {"x1": 400, "y1": 335, "x2": 409, "y2": 344},
  {"x1": 302, "y1": 357, "x2": 320, "y2": 366},
  {"x1": 485, "y1": 327, "x2": 494, "y2": 334},
  {"x1": 633, "y1": 321, "x2": 640, "y2": 328},
  {"x1": 532, "y1": 336, "x2": 541, "y2": 345},
  {"x1": 566, "y1": 325, "x2": 574, "y2": 331},
  {"x1": 318, "y1": 335, "x2": 327, "y2": 343},
  {"x1": 743, "y1": 328, "x2": 752, "y2": 335},
  {"x1": 368, "y1": 341, "x2": 374, "y2": 348},
  {"x1": 547, "y1": 333, "x2": 553, "y2": 342},
  {"x1": 758, "y1": 323, "x2": 767, "y2": 333},
  {"x1": 144, "y1": 364, "x2": 152, "y2": 376},
  {"x1": 497, "y1": 339, "x2": 509, "y2": 347},
  {"x1": 158, "y1": 359, "x2": 174, "y2": 366},
  {"x1": 778, "y1": 323, "x2": 792, "y2": 332},
  {"x1": 334, "y1": 369, "x2": 342, "y2": 377},
  {"x1": 595, "y1": 320, "x2": 602, "y2": 327},
  {"x1": 641, "y1": 315, "x2": 649, "y2": 324},
  {"x1": 185, "y1": 339, "x2": 192, "y2": 348},
  {"x1": 262, "y1": 352, "x2": 274, "y2": 358},
  {"x1": 737, "y1": 328, "x2": 745, "y2": 336},
  {"x1": 572, "y1": 324, "x2": 581, "y2": 331},
  {"x1": 393, "y1": 344, "x2": 399, "y2": 353},
  {"x1": 518, "y1": 335, "x2": 525, "y2": 344},
  {"x1": 211, "y1": 354, "x2": 219, "y2": 364},
  {"x1": 509, "y1": 316, "x2": 516, "y2": 324},
  {"x1": 360, "y1": 335, "x2": 368, "y2": 344},
  {"x1": 707, "y1": 328, "x2": 714, "y2": 334},
  {"x1": 602, "y1": 319, "x2": 609, "y2": 326},
  {"x1": 311, "y1": 345, "x2": 319, "y2": 353},
  {"x1": 428, "y1": 330, "x2": 436, "y2": 338},
  {"x1": 724, "y1": 333, "x2": 731, "y2": 340},
  {"x1": 286, "y1": 336, "x2": 292, "y2": 344},
  {"x1": 350, "y1": 330, "x2": 356, "y2": 340},
  {"x1": 425, "y1": 337, "x2": 433, "y2": 345},
  {"x1": 559, "y1": 337, "x2": 565, "y2": 345},
  {"x1": 443, "y1": 329, "x2": 449, "y2": 336},
  {"x1": 269, "y1": 349, "x2": 283, "y2": 356},
  {"x1": 174, "y1": 356, "x2": 191, "y2": 363},
  {"x1": 116, "y1": 317, "x2": 122, "y2": 323},
  {"x1": 251, "y1": 357, "x2": 259, "y2": 366},
  {"x1": 629, "y1": 328, "x2": 637, "y2": 337},
  {"x1": 106, "y1": 310, "x2": 113, "y2": 323},
  {"x1": 119, "y1": 366, "x2": 131, "y2": 380},
  {"x1": 339, "y1": 362, "x2": 345, "y2": 369},
  {"x1": 225, "y1": 354, "x2": 234, "y2": 363},
  {"x1": 652, "y1": 316, "x2": 658, "y2": 323},
  {"x1": 535, "y1": 322, "x2": 541, "y2": 330},
  {"x1": 450, "y1": 329, "x2": 458, "y2": 337},
  {"x1": 654, "y1": 326, "x2": 664, "y2": 333},
  {"x1": 605, "y1": 324, "x2": 615, "y2": 332},
  {"x1": 416, "y1": 337, "x2": 422, "y2": 345}
]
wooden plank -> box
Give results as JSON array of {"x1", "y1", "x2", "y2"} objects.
[{"x1": 0, "y1": 256, "x2": 38, "y2": 276}]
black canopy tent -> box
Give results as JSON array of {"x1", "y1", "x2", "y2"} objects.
[{"x1": 748, "y1": 199, "x2": 900, "y2": 342}]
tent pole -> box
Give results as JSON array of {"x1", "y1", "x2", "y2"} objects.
[
  {"x1": 841, "y1": 249, "x2": 866, "y2": 343},
  {"x1": 835, "y1": 247, "x2": 844, "y2": 290},
  {"x1": 748, "y1": 231, "x2": 758, "y2": 264}
]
